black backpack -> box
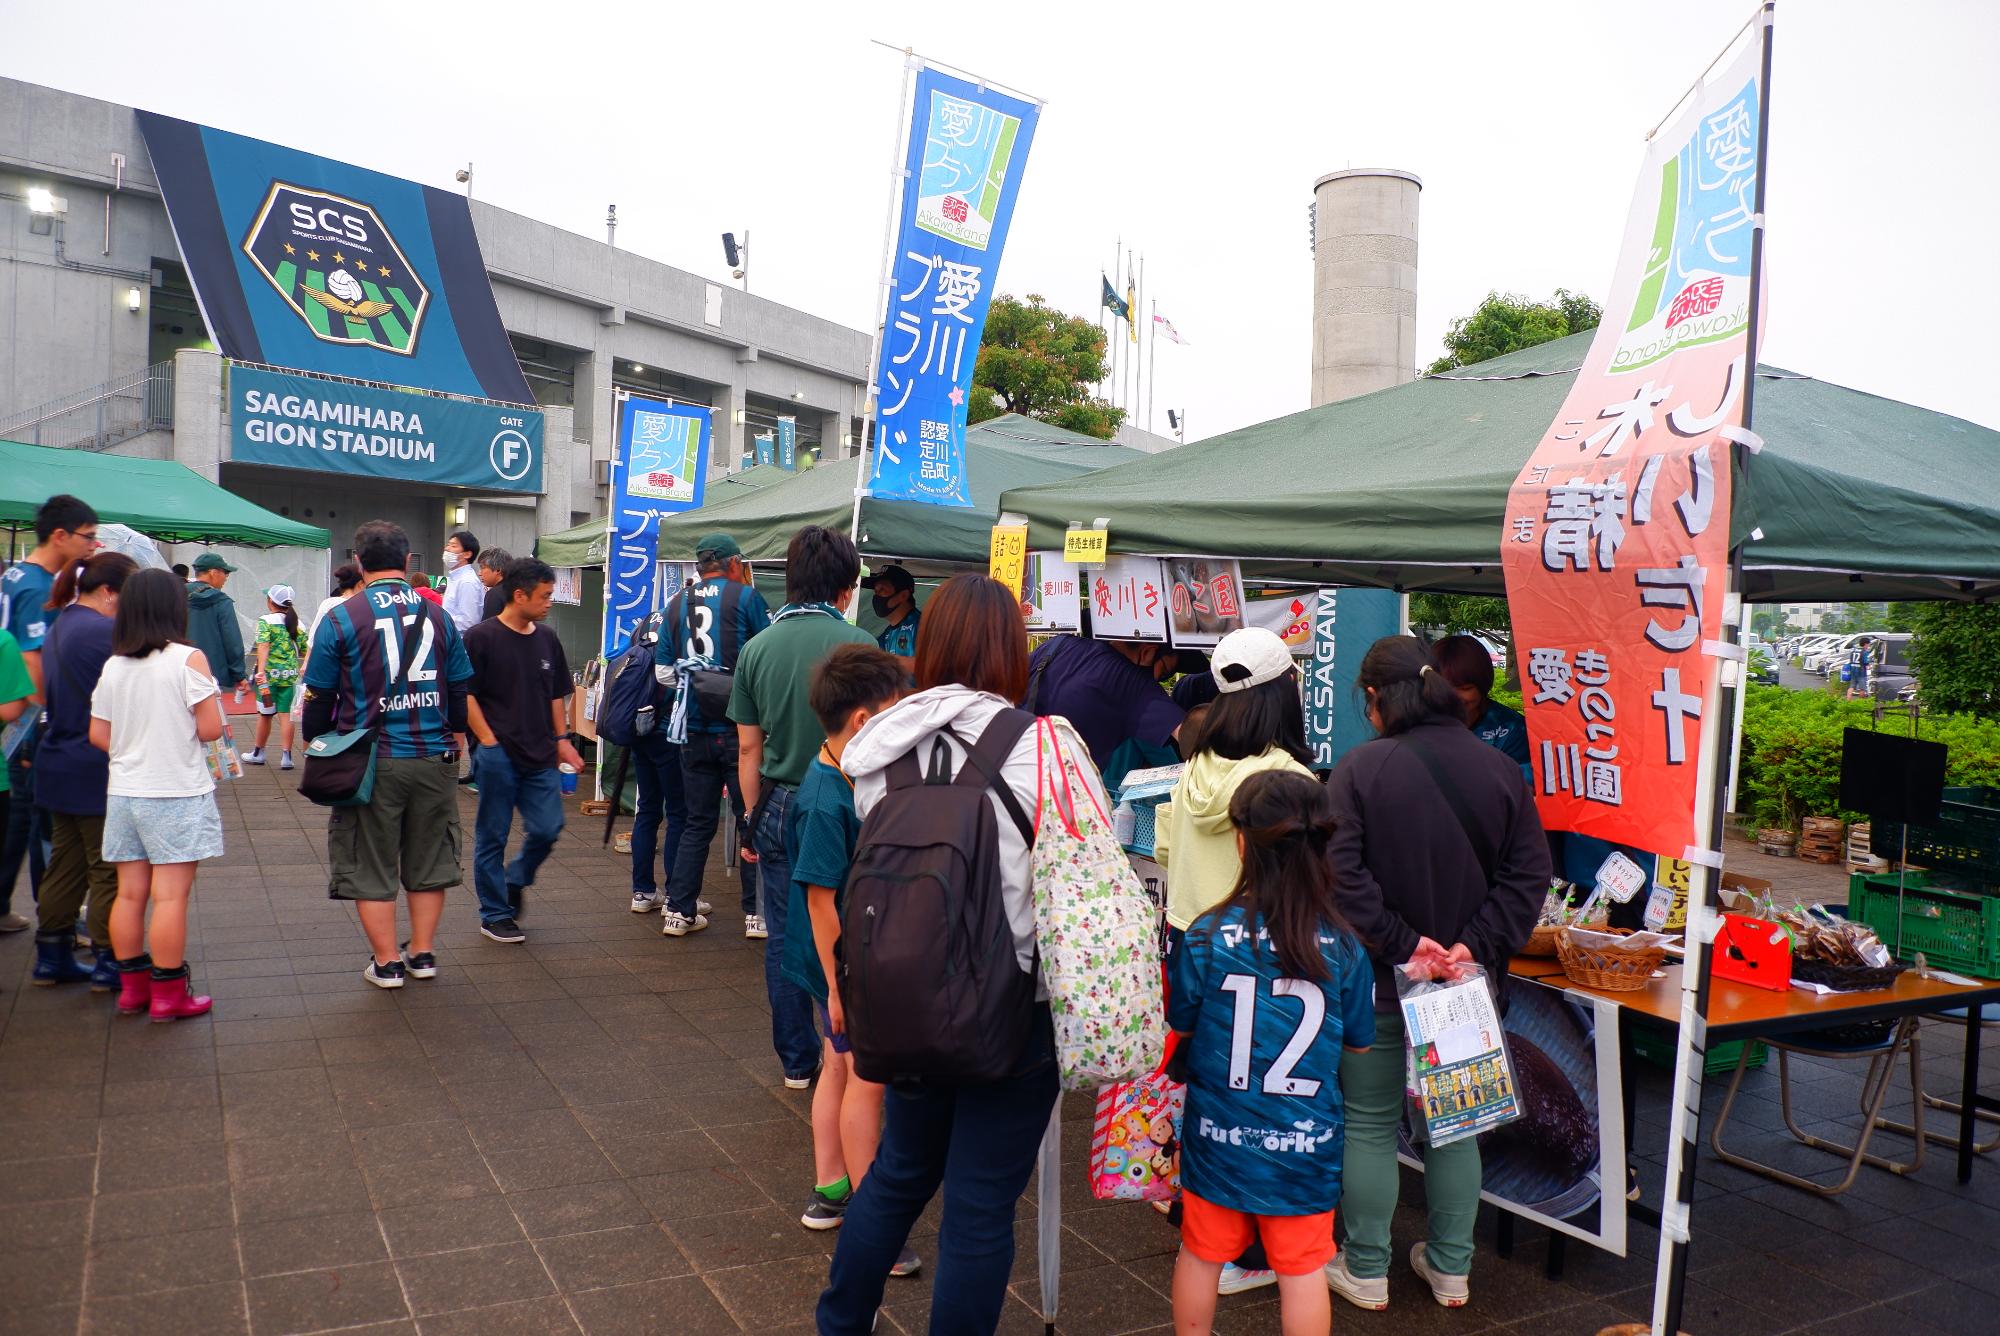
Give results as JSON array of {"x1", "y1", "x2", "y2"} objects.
[
  {"x1": 837, "y1": 709, "x2": 1038, "y2": 1085},
  {"x1": 597, "y1": 613, "x2": 664, "y2": 749}
]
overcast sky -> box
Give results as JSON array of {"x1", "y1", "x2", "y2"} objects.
[{"x1": 8, "y1": 0, "x2": 1995, "y2": 438}]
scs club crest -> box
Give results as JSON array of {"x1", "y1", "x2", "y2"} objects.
[{"x1": 242, "y1": 183, "x2": 430, "y2": 355}]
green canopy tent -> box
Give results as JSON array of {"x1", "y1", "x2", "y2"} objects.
[
  {"x1": 532, "y1": 462, "x2": 798, "y2": 568},
  {"x1": 0, "y1": 437, "x2": 329, "y2": 548},
  {"x1": 999, "y1": 333, "x2": 2000, "y2": 603}
]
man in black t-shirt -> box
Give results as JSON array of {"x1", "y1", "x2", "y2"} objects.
[
  {"x1": 476, "y1": 547, "x2": 512, "y2": 622},
  {"x1": 463, "y1": 558, "x2": 582, "y2": 944}
]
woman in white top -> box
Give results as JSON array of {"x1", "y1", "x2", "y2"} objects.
[{"x1": 89, "y1": 568, "x2": 226, "y2": 1022}]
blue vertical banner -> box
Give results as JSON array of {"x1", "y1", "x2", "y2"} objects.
[
  {"x1": 777, "y1": 415, "x2": 798, "y2": 471},
  {"x1": 754, "y1": 432, "x2": 775, "y2": 468},
  {"x1": 870, "y1": 66, "x2": 1040, "y2": 508},
  {"x1": 602, "y1": 395, "x2": 710, "y2": 659},
  {"x1": 1302, "y1": 587, "x2": 1405, "y2": 769}
]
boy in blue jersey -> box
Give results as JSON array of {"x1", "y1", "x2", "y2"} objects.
[
  {"x1": 1434, "y1": 634, "x2": 1532, "y2": 783},
  {"x1": 653, "y1": 532, "x2": 771, "y2": 937},
  {"x1": 1168, "y1": 770, "x2": 1374, "y2": 1335},
  {"x1": 302, "y1": 521, "x2": 474, "y2": 989},
  {"x1": 0, "y1": 493, "x2": 98, "y2": 933}
]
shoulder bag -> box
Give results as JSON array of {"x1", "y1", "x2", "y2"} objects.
[{"x1": 299, "y1": 605, "x2": 426, "y2": 808}]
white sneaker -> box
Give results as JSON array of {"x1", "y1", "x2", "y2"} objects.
[
  {"x1": 279, "y1": 750, "x2": 294, "y2": 770},
  {"x1": 1324, "y1": 1253, "x2": 1388, "y2": 1311},
  {"x1": 744, "y1": 914, "x2": 769, "y2": 940},
  {"x1": 1410, "y1": 1243, "x2": 1469, "y2": 1308},
  {"x1": 631, "y1": 891, "x2": 663, "y2": 914},
  {"x1": 1217, "y1": 1263, "x2": 1276, "y2": 1295},
  {"x1": 699, "y1": 898, "x2": 713, "y2": 914},
  {"x1": 661, "y1": 911, "x2": 709, "y2": 937},
  {"x1": 242, "y1": 748, "x2": 266, "y2": 765}
]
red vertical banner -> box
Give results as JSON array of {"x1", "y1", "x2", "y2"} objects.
[{"x1": 1502, "y1": 40, "x2": 1765, "y2": 858}]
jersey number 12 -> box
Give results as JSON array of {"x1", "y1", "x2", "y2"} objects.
[{"x1": 1219, "y1": 974, "x2": 1325, "y2": 1097}]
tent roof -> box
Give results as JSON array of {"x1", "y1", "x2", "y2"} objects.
[
  {"x1": 998, "y1": 333, "x2": 2000, "y2": 602},
  {"x1": 539, "y1": 414, "x2": 1146, "y2": 568},
  {"x1": 0, "y1": 438, "x2": 329, "y2": 548}
]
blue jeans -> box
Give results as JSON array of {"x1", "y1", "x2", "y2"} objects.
[
  {"x1": 471, "y1": 748, "x2": 565, "y2": 926},
  {"x1": 628, "y1": 732, "x2": 686, "y2": 896},
  {"x1": 0, "y1": 754, "x2": 47, "y2": 912},
  {"x1": 753, "y1": 783, "x2": 820, "y2": 1080},
  {"x1": 816, "y1": 1022, "x2": 1060, "y2": 1334},
  {"x1": 667, "y1": 730, "x2": 756, "y2": 919}
]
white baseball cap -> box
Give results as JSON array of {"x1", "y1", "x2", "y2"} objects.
[
  {"x1": 267, "y1": 585, "x2": 295, "y2": 607},
  {"x1": 1211, "y1": 627, "x2": 1293, "y2": 693}
]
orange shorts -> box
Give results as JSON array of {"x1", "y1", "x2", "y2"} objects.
[{"x1": 1179, "y1": 1190, "x2": 1338, "y2": 1276}]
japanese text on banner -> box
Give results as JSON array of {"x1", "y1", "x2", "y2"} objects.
[
  {"x1": 1499, "y1": 43, "x2": 1763, "y2": 856},
  {"x1": 870, "y1": 67, "x2": 1039, "y2": 509},
  {"x1": 603, "y1": 396, "x2": 709, "y2": 659}
]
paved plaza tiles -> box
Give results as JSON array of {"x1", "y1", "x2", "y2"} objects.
[{"x1": 2, "y1": 763, "x2": 1997, "y2": 1334}]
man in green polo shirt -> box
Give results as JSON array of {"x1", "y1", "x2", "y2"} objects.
[{"x1": 729, "y1": 525, "x2": 876, "y2": 1086}]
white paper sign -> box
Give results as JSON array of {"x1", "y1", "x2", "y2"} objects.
[
  {"x1": 1023, "y1": 552, "x2": 1082, "y2": 632},
  {"x1": 1595, "y1": 850, "x2": 1649, "y2": 904},
  {"x1": 1087, "y1": 556, "x2": 1170, "y2": 642},
  {"x1": 1242, "y1": 588, "x2": 1320, "y2": 657}
]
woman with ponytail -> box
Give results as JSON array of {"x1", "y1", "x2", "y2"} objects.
[
  {"x1": 1324, "y1": 635, "x2": 1549, "y2": 1313},
  {"x1": 31, "y1": 551, "x2": 137, "y2": 989},
  {"x1": 245, "y1": 585, "x2": 305, "y2": 769},
  {"x1": 1168, "y1": 769, "x2": 1375, "y2": 1336}
]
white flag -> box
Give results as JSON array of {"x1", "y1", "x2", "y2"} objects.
[{"x1": 1152, "y1": 313, "x2": 1187, "y2": 345}]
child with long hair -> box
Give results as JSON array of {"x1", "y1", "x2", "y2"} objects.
[
  {"x1": 1168, "y1": 770, "x2": 1375, "y2": 1336},
  {"x1": 89, "y1": 568, "x2": 226, "y2": 1021},
  {"x1": 245, "y1": 585, "x2": 305, "y2": 769}
]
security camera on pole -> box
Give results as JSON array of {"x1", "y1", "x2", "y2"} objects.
[{"x1": 722, "y1": 232, "x2": 749, "y2": 291}]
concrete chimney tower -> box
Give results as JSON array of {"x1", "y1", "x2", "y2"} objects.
[{"x1": 1310, "y1": 168, "x2": 1422, "y2": 407}]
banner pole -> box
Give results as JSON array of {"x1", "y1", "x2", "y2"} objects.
[
  {"x1": 847, "y1": 47, "x2": 923, "y2": 576},
  {"x1": 1652, "y1": 7, "x2": 1774, "y2": 1334},
  {"x1": 594, "y1": 390, "x2": 628, "y2": 804},
  {"x1": 1147, "y1": 296, "x2": 1157, "y2": 434}
]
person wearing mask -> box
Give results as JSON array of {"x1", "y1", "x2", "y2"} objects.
[
  {"x1": 462, "y1": 558, "x2": 582, "y2": 945},
  {"x1": 302, "y1": 522, "x2": 473, "y2": 989},
  {"x1": 440, "y1": 528, "x2": 485, "y2": 633},
  {"x1": 655, "y1": 533, "x2": 770, "y2": 939},
  {"x1": 0, "y1": 492, "x2": 99, "y2": 933},
  {"x1": 1026, "y1": 633, "x2": 1190, "y2": 774},
  {"x1": 866, "y1": 564, "x2": 920, "y2": 673},
  {"x1": 476, "y1": 547, "x2": 513, "y2": 621},
  {"x1": 244, "y1": 586, "x2": 306, "y2": 770},
  {"x1": 89, "y1": 568, "x2": 228, "y2": 1022},
  {"x1": 31, "y1": 552, "x2": 136, "y2": 989},
  {"x1": 184, "y1": 553, "x2": 249, "y2": 701},
  {"x1": 1431, "y1": 634, "x2": 1531, "y2": 782},
  {"x1": 816, "y1": 574, "x2": 1106, "y2": 1334},
  {"x1": 728, "y1": 526, "x2": 875, "y2": 1085},
  {"x1": 1152, "y1": 625, "x2": 1317, "y2": 1296},
  {"x1": 1323, "y1": 636, "x2": 1548, "y2": 1313}
]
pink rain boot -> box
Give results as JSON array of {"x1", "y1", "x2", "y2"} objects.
[
  {"x1": 148, "y1": 966, "x2": 212, "y2": 1022},
  {"x1": 115, "y1": 956, "x2": 153, "y2": 1016}
]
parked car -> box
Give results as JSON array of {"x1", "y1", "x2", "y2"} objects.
[
  {"x1": 1806, "y1": 634, "x2": 1863, "y2": 674},
  {"x1": 1868, "y1": 633, "x2": 1915, "y2": 700}
]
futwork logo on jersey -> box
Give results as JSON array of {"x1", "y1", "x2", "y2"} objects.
[{"x1": 243, "y1": 183, "x2": 430, "y2": 356}]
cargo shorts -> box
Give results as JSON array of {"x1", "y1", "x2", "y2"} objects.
[{"x1": 327, "y1": 754, "x2": 463, "y2": 901}]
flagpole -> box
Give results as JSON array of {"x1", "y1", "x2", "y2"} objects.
[
  {"x1": 1110, "y1": 237, "x2": 1122, "y2": 409},
  {"x1": 848, "y1": 46, "x2": 922, "y2": 568},
  {"x1": 1652, "y1": 8, "x2": 1774, "y2": 1335},
  {"x1": 1147, "y1": 297, "x2": 1157, "y2": 434},
  {"x1": 1124, "y1": 248, "x2": 1136, "y2": 421}
]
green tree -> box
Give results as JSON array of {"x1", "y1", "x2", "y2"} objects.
[
  {"x1": 1426, "y1": 289, "x2": 1603, "y2": 375},
  {"x1": 970, "y1": 293, "x2": 1124, "y2": 439},
  {"x1": 1409, "y1": 593, "x2": 1519, "y2": 689},
  {"x1": 1911, "y1": 603, "x2": 2000, "y2": 717}
]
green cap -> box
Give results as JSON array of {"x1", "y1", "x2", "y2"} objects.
[
  {"x1": 192, "y1": 553, "x2": 238, "y2": 573},
  {"x1": 693, "y1": 533, "x2": 742, "y2": 561}
]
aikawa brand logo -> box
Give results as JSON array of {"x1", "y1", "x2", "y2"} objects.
[
  {"x1": 1611, "y1": 76, "x2": 1759, "y2": 375},
  {"x1": 242, "y1": 183, "x2": 430, "y2": 355}
]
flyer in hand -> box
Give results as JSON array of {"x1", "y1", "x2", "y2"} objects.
[{"x1": 1398, "y1": 964, "x2": 1522, "y2": 1147}]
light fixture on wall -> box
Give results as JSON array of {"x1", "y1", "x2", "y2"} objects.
[
  {"x1": 27, "y1": 186, "x2": 65, "y2": 236},
  {"x1": 126, "y1": 287, "x2": 143, "y2": 313},
  {"x1": 790, "y1": 391, "x2": 805, "y2": 401},
  {"x1": 631, "y1": 363, "x2": 645, "y2": 373},
  {"x1": 451, "y1": 503, "x2": 468, "y2": 526},
  {"x1": 733, "y1": 408, "x2": 746, "y2": 426}
]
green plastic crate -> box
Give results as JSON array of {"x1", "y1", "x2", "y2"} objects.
[
  {"x1": 1872, "y1": 786, "x2": 2000, "y2": 887},
  {"x1": 1631, "y1": 1028, "x2": 1766, "y2": 1076},
  {"x1": 1851, "y1": 870, "x2": 2000, "y2": 979}
]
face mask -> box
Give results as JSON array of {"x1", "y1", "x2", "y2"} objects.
[
  {"x1": 871, "y1": 593, "x2": 893, "y2": 618},
  {"x1": 441, "y1": 550, "x2": 461, "y2": 570}
]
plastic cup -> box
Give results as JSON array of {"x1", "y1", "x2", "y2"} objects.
[{"x1": 559, "y1": 763, "x2": 578, "y2": 794}]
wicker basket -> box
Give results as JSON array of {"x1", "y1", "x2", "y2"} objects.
[
  {"x1": 1556, "y1": 927, "x2": 1667, "y2": 992},
  {"x1": 1524, "y1": 917, "x2": 1609, "y2": 958}
]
